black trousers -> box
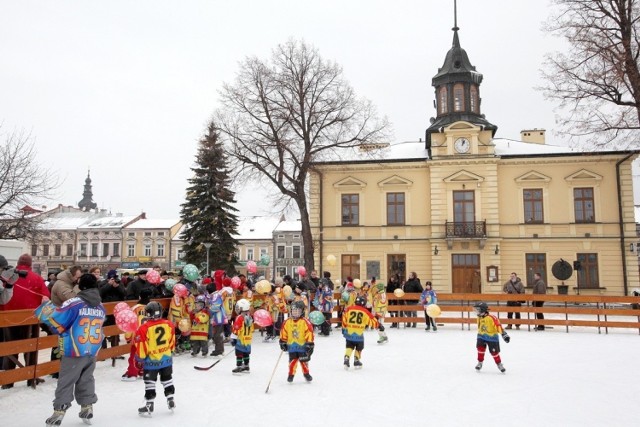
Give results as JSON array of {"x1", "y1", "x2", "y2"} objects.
[{"x1": 533, "y1": 301, "x2": 545, "y2": 329}]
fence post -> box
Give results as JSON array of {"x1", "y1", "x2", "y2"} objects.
[{"x1": 565, "y1": 300, "x2": 569, "y2": 333}]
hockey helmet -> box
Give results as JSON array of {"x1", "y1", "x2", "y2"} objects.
[
  {"x1": 195, "y1": 295, "x2": 207, "y2": 310},
  {"x1": 474, "y1": 301, "x2": 489, "y2": 316},
  {"x1": 145, "y1": 301, "x2": 163, "y2": 320},
  {"x1": 235, "y1": 298, "x2": 251, "y2": 314},
  {"x1": 355, "y1": 296, "x2": 366, "y2": 307},
  {"x1": 291, "y1": 300, "x2": 306, "y2": 319}
]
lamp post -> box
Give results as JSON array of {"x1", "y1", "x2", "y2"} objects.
[{"x1": 203, "y1": 242, "x2": 213, "y2": 277}]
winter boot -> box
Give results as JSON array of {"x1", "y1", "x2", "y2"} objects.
[
  {"x1": 343, "y1": 356, "x2": 350, "y2": 370},
  {"x1": 304, "y1": 373, "x2": 313, "y2": 382},
  {"x1": 505, "y1": 325, "x2": 513, "y2": 330},
  {"x1": 79, "y1": 404, "x2": 93, "y2": 424},
  {"x1": 497, "y1": 363, "x2": 506, "y2": 373},
  {"x1": 425, "y1": 326, "x2": 430, "y2": 331},
  {"x1": 475, "y1": 362, "x2": 483, "y2": 371},
  {"x1": 138, "y1": 401, "x2": 154, "y2": 416},
  {"x1": 354, "y1": 358, "x2": 363, "y2": 369},
  {"x1": 287, "y1": 374, "x2": 294, "y2": 383},
  {"x1": 432, "y1": 325, "x2": 437, "y2": 332},
  {"x1": 167, "y1": 396, "x2": 176, "y2": 411},
  {"x1": 45, "y1": 405, "x2": 70, "y2": 426}
]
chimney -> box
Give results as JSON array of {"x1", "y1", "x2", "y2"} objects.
[{"x1": 520, "y1": 129, "x2": 546, "y2": 144}]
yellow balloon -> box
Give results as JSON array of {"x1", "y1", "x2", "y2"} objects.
[
  {"x1": 426, "y1": 304, "x2": 442, "y2": 318},
  {"x1": 178, "y1": 318, "x2": 191, "y2": 332},
  {"x1": 393, "y1": 288, "x2": 405, "y2": 298},
  {"x1": 256, "y1": 280, "x2": 271, "y2": 295},
  {"x1": 353, "y1": 278, "x2": 362, "y2": 289},
  {"x1": 283, "y1": 285, "x2": 292, "y2": 297},
  {"x1": 326, "y1": 254, "x2": 337, "y2": 266}
]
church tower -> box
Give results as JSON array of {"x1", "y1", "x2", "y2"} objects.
[
  {"x1": 425, "y1": 0, "x2": 497, "y2": 156},
  {"x1": 78, "y1": 169, "x2": 98, "y2": 211}
]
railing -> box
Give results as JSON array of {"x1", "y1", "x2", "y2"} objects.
[
  {"x1": 1, "y1": 293, "x2": 639, "y2": 387},
  {"x1": 445, "y1": 221, "x2": 486, "y2": 238}
]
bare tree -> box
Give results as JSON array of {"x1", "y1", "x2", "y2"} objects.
[
  {"x1": 0, "y1": 129, "x2": 59, "y2": 240},
  {"x1": 216, "y1": 39, "x2": 390, "y2": 270},
  {"x1": 540, "y1": 0, "x2": 640, "y2": 148}
]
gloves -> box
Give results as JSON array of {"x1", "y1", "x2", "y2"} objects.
[
  {"x1": 279, "y1": 341, "x2": 288, "y2": 351},
  {"x1": 230, "y1": 339, "x2": 237, "y2": 347},
  {"x1": 378, "y1": 324, "x2": 385, "y2": 332},
  {"x1": 306, "y1": 342, "x2": 315, "y2": 356},
  {"x1": 502, "y1": 332, "x2": 510, "y2": 343}
]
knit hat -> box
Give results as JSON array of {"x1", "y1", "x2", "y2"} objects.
[
  {"x1": 107, "y1": 269, "x2": 118, "y2": 279},
  {"x1": 78, "y1": 273, "x2": 98, "y2": 290},
  {"x1": 0, "y1": 255, "x2": 8, "y2": 269},
  {"x1": 17, "y1": 253, "x2": 32, "y2": 267}
]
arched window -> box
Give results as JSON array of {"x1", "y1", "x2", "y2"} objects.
[
  {"x1": 438, "y1": 87, "x2": 448, "y2": 114},
  {"x1": 453, "y1": 83, "x2": 465, "y2": 112},
  {"x1": 470, "y1": 85, "x2": 479, "y2": 113}
]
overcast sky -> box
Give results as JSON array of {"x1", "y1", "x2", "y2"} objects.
[{"x1": 0, "y1": 0, "x2": 565, "y2": 220}]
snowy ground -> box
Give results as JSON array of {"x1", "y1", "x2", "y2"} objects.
[{"x1": 1, "y1": 324, "x2": 639, "y2": 427}]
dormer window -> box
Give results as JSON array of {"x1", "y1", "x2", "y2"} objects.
[
  {"x1": 438, "y1": 87, "x2": 448, "y2": 114},
  {"x1": 453, "y1": 83, "x2": 465, "y2": 112}
]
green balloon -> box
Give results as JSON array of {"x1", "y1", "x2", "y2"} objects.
[
  {"x1": 183, "y1": 264, "x2": 200, "y2": 281},
  {"x1": 309, "y1": 311, "x2": 325, "y2": 326}
]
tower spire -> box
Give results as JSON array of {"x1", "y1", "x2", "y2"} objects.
[{"x1": 78, "y1": 169, "x2": 98, "y2": 211}]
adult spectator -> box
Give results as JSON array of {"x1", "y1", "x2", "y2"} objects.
[
  {"x1": 120, "y1": 272, "x2": 131, "y2": 288},
  {"x1": 403, "y1": 271, "x2": 423, "y2": 328},
  {"x1": 503, "y1": 272, "x2": 525, "y2": 330},
  {"x1": 0, "y1": 253, "x2": 50, "y2": 389},
  {"x1": 99, "y1": 270, "x2": 125, "y2": 351},
  {"x1": 386, "y1": 274, "x2": 401, "y2": 328},
  {"x1": 0, "y1": 254, "x2": 16, "y2": 305},
  {"x1": 532, "y1": 272, "x2": 547, "y2": 331},
  {"x1": 51, "y1": 266, "x2": 82, "y2": 307},
  {"x1": 125, "y1": 270, "x2": 160, "y2": 300},
  {"x1": 45, "y1": 272, "x2": 57, "y2": 290}
]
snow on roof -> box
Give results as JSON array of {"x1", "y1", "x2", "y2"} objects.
[
  {"x1": 274, "y1": 220, "x2": 301, "y2": 232},
  {"x1": 123, "y1": 219, "x2": 180, "y2": 230},
  {"x1": 492, "y1": 138, "x2": 575, "y2": 156},
  {"x1": 79, "y1": 215, "x2": 140, "y2": 229},
  {"x1": 236, "y1": 216, "x2": 281, "y2": 240},
  {"x1": 38, "y1": 212, "x2": 107, "y2": 230}
]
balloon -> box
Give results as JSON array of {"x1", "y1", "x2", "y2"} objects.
[
  {"x1": 230, "y1": 276, "x2": 241, "y2": 289},
  {"x1": 426, "y1": 304, "x2": 442, "y2": 318},
  {"x1": 256, "y1": 280, "x2": 271, "y2": 295},
  {"x1": 341, "y1": 291, "x2": 350, "y2": 303},
  {"x1": 309, "y1": 311, "x2": 326, "y2": 326},
  {"x1": 393, "y1": 288, "x2": 405, "y2": 298},
  {"x1": 183, "y1": 264, "x2": 200, "y2": 282},
  {"x1": 146, "y1": 269, "x2": 161, "y2": 284},
  {"x1": 178, "y1": 318, "x2": 191, "y2": 333},
  {"x1": 326, "y1": 254, "x2": 337, "y2": 266},
  {"x1": 282, "y1": 285, "x2": 292, "y2": 297},
  {"x1": 113, "y1": 302, "x2": 130, "y2": 316},
  {"x1": 164, "y1": 278, "x2": 177, "y2": 292},
  {"x1": 259, "y1": 254, "x2": 271, "y2": 266},
  {"x1": 253, "y1": 309, "x2": 273, "y2": 327},
  {"x1": 246, "y1": 261, "x2": 257, "y2": 274},
  {"x1": 173, "y1": 283, "x2": 188, "y2": 298},
  {"x1": 297, "y1": 266, "x2": 307, "y2": 277},
  {"x1": 353, "y1": 278, "x2": 362, "y2": 289},
  {"x1": 116, "y1": 309, "x2": 138, "y2": 333}
]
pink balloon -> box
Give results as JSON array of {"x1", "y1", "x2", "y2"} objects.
[
  {"x1": 297, "y1": 266, "x2": 307, "y2": 277},
  {"x1": 230, "y1": 276, "x2": 241, "y2": 290},
  {"x1": 146, "y1": 270, "x2": 161, "y2": 284},
  {"x1": 253, "y1": 309, "x2": 273, "y2": 327},
  {"x1": 173, "y1": 284, "x2": 188, "y2": 297},
  {"x1": 113, "y1": 302, "x2": 130, "y2": 316},
  {"x1": 116, "y1": 309, "x2": 138, "y2": 333},
  {"x1": 246, "y1": 261, "x2": 257, "y2": 274}
]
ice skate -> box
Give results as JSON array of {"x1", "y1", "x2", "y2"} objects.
[
  {"x1": 432, "y1": 325, "x2": 437, "y2": 332},
  {"x1": 343, "y1": 356, "x2": 350, "y2": 370},
  {"x1": 232, "y1": 365, "x2": 250, "y2": 374},
  {"x1": 475, "y1": 362, "x2": 483, "y2": 371},
  {"x1": 78, "y1": 404, "x2": 93, "y2": 425},
  {"x1": 167, "y1": 396, "x2": 176, "y2": 411},
  {"x1": 377, "y1": 335, "x2": 388, "y2": 344},
  {"x1": 287, "y1": 374, "x2": 294, "y2": 383},
  {"x1": 138, "y1": 401, "x2": 154, "y2": 417},
  {"x1": 121, "y1": 374, "x2": 137, "y2": 382},
  {"x1": 354, "y1": 359, "x2": 363, "y2": 369},
  {"x1": 304, "y1": 373, "x2": 313, "y2": 382},
  {"x1": 497, "y1": 363, "x2": 506, "y2": 373},
  {"x1": 45, "y1": 407, "x2": 68, "y2": 426}
]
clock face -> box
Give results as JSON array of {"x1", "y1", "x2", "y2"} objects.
[{"x1": 454, "y1": 137, "x2": 470, "y2": 153}]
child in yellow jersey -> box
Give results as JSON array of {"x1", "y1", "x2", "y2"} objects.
[
  {"x1": 189, "y1": 295, "x2": 210, "y2": 357},
  {"x1": 134, "y1": 301, "x2": 176, "y2": 416},
  {"x1": 473, "y1": 302, "x2": 510, "y2": 373},
  {"x1": 168, "y1": 284, "x2": 194, "y2": 354},
  {"x1": 371, "y1": 281, "x2": 389, "y2": 344},
  {"x1": 279, "y1": 301, "x2": 315, "y2": 382},
  {"x1": 121, "y1": 289, "x2": 152, "y2": 381},
  {"x1": 342, "y1": 296, "x2": 379, "y2": 369},
  {"x1": 231, "y1": 299, "x2": 254, "y2": 374}
]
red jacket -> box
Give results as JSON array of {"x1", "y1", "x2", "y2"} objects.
[{"x1": 0, "y1": 265, "x2": 50, "y2": 311}]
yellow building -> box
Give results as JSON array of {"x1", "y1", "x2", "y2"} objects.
[{"x1": 309, "y1": 26, "x2": 639, "y2": 296}]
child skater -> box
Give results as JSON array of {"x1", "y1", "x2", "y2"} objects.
[
  {"x1": 208, "y1": 287, "x2": 231, "y2": 356},
  {"x1": 473, "y1": 301, "x2": 510, "y2": 373},
  {"x1": 371, "y1": 280, "x2": 389, "y2": 343},
  {"x1": 121, "y1": 288, "x2": 153, "y2": 381},
  {"x1": 231, "y1": 298, "x2": 254, "y2": 374},
  {"x1": 279, "y1": 301, "x2": 315, "y2": 382},
  {"x1": 40, "y1": 273, "x2": 106, "y2": 426},
  {"x1": 342, "y1": 296, "x2": 379, "y2": 369},
  {"x1": 190, "y1": 295, "x2": 210, "y2": 357},
  {"x1": 135, "y1": 301, "x2": 176, "y2": 415},
  {"x1": 419, "y1": 281, "x2": 438, "y2": 331}
]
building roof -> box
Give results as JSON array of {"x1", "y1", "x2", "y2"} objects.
[
  {"x1": 37, "y1": 210, "x2": 108, "y2": 230},
  {"x1": 274, "y1": 220, "x2": 302, "y2": 233},
  {"x1": 236, "y1": 216, "x2": 281, "y2": 240},
  {"x1": 79, "y1": 214, "x2": 141, "y2": 229},
  {"x1": 123, "y1": 219, "x2": 180, "y2": 230}
]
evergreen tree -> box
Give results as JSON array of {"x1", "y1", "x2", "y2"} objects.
[{"x1": 180, "y1": 122, "x2": 240, "y2": 276}]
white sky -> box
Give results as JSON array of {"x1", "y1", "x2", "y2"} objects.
[
  {"x1": 1, "y1": 324, "x2": 638, "y2": 426},
  {"x1": 0, "y1": 1, "x2": 568, "y2": 219}
]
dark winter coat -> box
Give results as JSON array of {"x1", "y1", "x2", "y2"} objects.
[
  {"x1": 99, "y1": 279, "x2": 126, "y2": 303},
  {"x1": 125, "y1": 278, "x2": 160, "y2": 300},
  {"x1": 403, "y1": 277, "x2": 423, "y2": 304},
  {"x1": 532, "y1": 278, "x2": 547, "y2": 295}
]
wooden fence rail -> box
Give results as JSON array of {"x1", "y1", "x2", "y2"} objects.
[{"x1": 1, "y1": 293, "x2": 639, "y2": 387}]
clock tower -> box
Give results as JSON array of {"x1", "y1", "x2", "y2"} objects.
[{"x1": 425, "y1": 2, "x2": 497, "y2": 158}]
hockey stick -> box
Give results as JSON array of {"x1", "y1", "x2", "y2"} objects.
[
  {"x1": 193, "y1": 350, "x2": 234, "y2": 371},
  {"x1": 264, "y1": 350, "x2": 285, "y2": 394}
]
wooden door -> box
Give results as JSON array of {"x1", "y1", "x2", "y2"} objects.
[{"x1": 452, "y1": 253, "x2": 480, "y2": 293}]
